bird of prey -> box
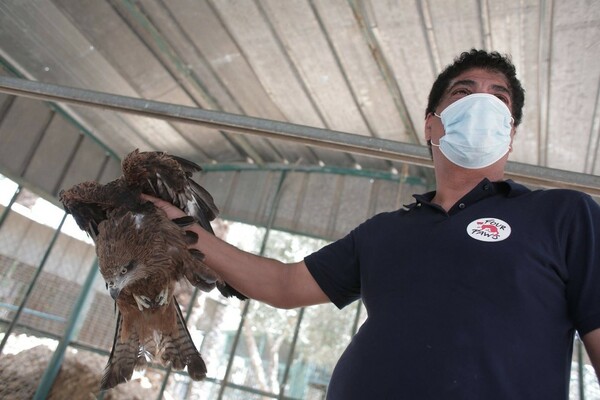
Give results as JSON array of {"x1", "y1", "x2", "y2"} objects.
[{"x1": 59, "y1": 149, "x2": 245, "y2": 390}]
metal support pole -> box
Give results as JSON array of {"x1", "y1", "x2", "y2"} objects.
[
  {"x1": 0, "y1": 76, "x2": 597, "y2": 195},
  {"x1": 217, "y1": 171, "x2": 288, "y2": 399},
  {"x1": 33, "y1": 260, "x2": 100, "y2": 399},
  {"x1": 0, "y1": 185, "x2": 21, "y2": 230},
  {"x1": 217, "y1": 300, "x2": 251, "y2": 400},
  {"x1": 0, "y1": 212, "x2": 68, "y2": 355},
  {"x1": 278, "y1": 308, "x2": 305, "y2": 400}
]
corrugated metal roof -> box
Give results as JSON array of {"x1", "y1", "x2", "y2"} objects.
[{"x1": 0, "y1": 0, "x2": 598, "y2": 235}]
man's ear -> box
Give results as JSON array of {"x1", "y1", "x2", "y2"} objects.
[
  {"x1": 508, "y1": 126, "x2": 517, "y2": 153},
  {"x1": 424, "y1": 113, "x2": 434, "y2": 141}
]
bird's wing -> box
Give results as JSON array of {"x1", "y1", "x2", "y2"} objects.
[
  {"x1": 172, "y1": 154, "x2": 219, "y2": 226},
  {"x1": 59, "y1": 179, "x2": 138, "y2": 242},
  {"x1": 59, "y1": 181, "x2": 116, "y2": 241},
  {"x1": 184, "y1": 245, "x2": 246, "y2": 300},
  {"x1": 121, "y1": 149, "x2": 218, "y2": 232}
]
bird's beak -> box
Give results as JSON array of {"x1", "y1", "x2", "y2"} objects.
[{"x1": 109, "y1": 286, "x2": 121, "y2": 300}]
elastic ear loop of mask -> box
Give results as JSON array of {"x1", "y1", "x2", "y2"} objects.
[{"x1": 430, "y1": 112, "x2": 442, "y2": 147}]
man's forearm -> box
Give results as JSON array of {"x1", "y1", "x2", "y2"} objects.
[
  {"x1": 582, "y1": 329, "x2": 600, "y2": 383},
  {"x1": 188, "y1": 223, "x2": 328, "y2": 309}
]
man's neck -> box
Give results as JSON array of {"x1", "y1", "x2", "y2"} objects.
[{"x1": 432, "y1": 165, "x2": 504, "y2": 211}]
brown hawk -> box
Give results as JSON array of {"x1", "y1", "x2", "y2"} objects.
[{"x1": 59, "y1": 149, "x2": 245, "y2": 390}]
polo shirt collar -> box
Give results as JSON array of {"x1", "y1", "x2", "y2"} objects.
[{"x1": 406, "y1": 179, "x2": 529, "y2": 212}]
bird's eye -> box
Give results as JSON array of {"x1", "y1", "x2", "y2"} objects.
[
  {"x1": 105, "y1": 282, "x2": 108, "y2": 290},
  {"x1": 118, "y1": 261, "x2": 135, "y2": 276}
]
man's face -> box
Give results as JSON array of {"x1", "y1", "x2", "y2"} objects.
[{"x1": 424, "y1": 68, "x2": 516, "y2": 161}]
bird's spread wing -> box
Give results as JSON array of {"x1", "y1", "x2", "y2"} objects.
[
  {"x1": 60, "y1": 149, "x2": 219, "y2": 239},
  {"x1": 121, "y1": 149, "x2": 218, "y2": 232}
]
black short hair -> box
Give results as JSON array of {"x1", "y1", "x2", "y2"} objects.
[{"x1": 425, "y1": 49, "x2": 525, "y2": 126}]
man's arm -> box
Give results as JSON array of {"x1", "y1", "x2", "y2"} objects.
[
  {"x1": 145, "y1": 195, "x2": 330, "y2": 309},
  {"x1": 582, "y1": 328, "x2": 600, "y2": 382}
]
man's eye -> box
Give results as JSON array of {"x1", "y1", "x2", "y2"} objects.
[
  {"x1": 495, "y1": 95, "x2": 509, "y2": 105},
  {"x1": 452, "y1": 89, "x2": 470, "y2": 96}
]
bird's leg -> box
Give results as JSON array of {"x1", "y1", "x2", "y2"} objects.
[
  {"x1": 133, "y1": 290, "x2": 169, "y2": 311},
  {"x1": 156, "y1": 287, "x2": 169, "y2": 306},
  {"x1": 134, "y1": 294, "x2": 152, "y2": 311},
  {"x1": 146, "y1": 178, "x2": 157, "y2": 194}
]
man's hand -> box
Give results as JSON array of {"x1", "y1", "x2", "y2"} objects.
[
  {"x1": 141, "y1": 194, "x2": 188, "y2": 220},
  {"x1": 143, "y1": 195, "x2": 329, "y2": 309}
]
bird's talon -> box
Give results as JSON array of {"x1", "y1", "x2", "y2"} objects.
[
  {"x1": 134, "y1": 294, "x2": 151, "y2": 311},
  {"x1": 157, "y1": 288, "x2": 169, "y2": 306}
]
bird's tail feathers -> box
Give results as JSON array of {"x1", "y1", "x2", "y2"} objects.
[
  {"x1": 100, "y1": 312, "x2": 145, "y2": 390},
  {"x1": 156, "y1": 297, "x2": 207, "y2": 380}
]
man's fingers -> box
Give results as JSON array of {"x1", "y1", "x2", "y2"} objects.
[
  {"x1": 141, "y1": 193, "x2": 161, "y2": 203},
  {"x1": 140, "y1": 194, "x2": 186, "y2": 219},
  {"x1": 141, "y1": 194, "x2": 170, "y2": 209}
]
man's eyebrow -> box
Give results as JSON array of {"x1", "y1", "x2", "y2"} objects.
[
  {"x1": 447, "y1": 79, "x2": 511, "y2": 96},
  {"x1": 447, "y1": 79, "x2": 477, "y2": 92},
  {"x1": 491, "y1": 84, "x2": 511, "y2": 95}
]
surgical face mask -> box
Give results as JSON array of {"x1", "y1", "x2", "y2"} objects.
[{"x1": 431, "y1": 93, "x2": 513, "y2": 169}]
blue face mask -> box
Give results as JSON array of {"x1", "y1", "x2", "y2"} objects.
[{"x1": 431, "y1": 93, "x2": 513, "y2": 169}]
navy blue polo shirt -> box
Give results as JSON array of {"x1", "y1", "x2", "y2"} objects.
[{"x1": 305, "y1": 179, "x2": 600, "y2": 400}]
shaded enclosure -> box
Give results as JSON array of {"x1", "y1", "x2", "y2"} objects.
[{"x1": 0, "y1": 0, "x2": 599, "y2": 398}]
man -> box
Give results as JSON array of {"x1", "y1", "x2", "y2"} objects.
[{"x1": 147, "y1": 49, "x2": 600, "y2": 399}]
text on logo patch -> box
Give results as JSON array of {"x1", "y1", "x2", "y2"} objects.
[{"x1": 466, "y1": 217, "x2": 511, "y2": 242}]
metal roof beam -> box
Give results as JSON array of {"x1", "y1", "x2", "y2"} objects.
[{"x1": 0, "y1": 76, "x2": 599, "y2": 196}]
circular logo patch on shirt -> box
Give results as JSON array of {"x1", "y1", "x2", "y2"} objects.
[{"x1": 466, "y1": 217, "x2": 511, "y2": 242}]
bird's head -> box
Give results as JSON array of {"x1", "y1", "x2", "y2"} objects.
[
  {"x1": 104, "y1": 260, "x2": 138, "y2": 300},
  {"x1": 96, "y1": 210, "x2": 162, "y2": 300}
]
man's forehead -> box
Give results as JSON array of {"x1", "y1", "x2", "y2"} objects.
[{"x1": 448, "y1": 68, "x2": 510, "y2": 91}]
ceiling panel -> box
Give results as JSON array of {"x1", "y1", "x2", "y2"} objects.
[{"x1": 546, "y1": 0, "x2": 600, "y2": 172}]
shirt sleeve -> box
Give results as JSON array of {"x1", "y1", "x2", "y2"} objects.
[
  {"x1": 304, "y1": 227, "x2": 362, "y2": 309},
  {"x1": 565, "y1": 193, "x2": 600, "y2": 335}
]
